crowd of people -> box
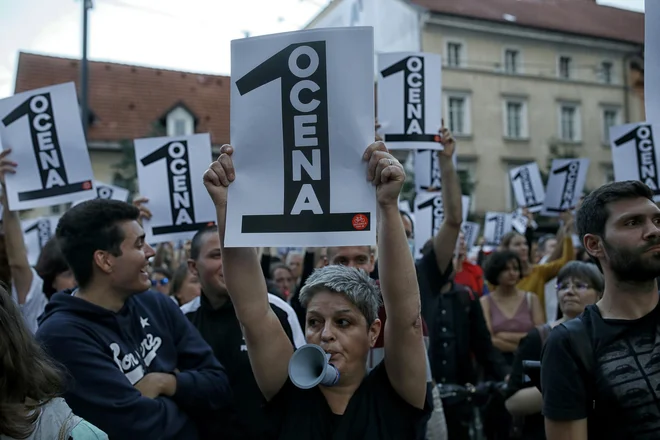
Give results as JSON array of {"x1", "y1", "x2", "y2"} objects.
[{"x1": 1, "y1": 124, "x2": 660, "y2": 440}]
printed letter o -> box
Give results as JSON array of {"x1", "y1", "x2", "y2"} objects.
[{"x1": 289, "y1": 46, "x2": 319, "y2": 79}]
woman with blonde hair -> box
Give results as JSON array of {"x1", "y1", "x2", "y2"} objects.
[{"x1": 0, "y1": 285, "x2": 106, "y2": 440}]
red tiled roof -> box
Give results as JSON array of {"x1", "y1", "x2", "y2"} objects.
[
  {"x1": 412, "y1": 0, "x2": 644, "y2": 45},
  {"x1": 13, "y1": 52, "x2": 230, "y2": 145}
]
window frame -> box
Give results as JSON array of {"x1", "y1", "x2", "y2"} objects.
[
  {"x1": 502, "y1": 98, "x2": 529, "y2": 140},
  {"x1": 444, "y1": 91, "x2": 472, "y2": 137},
  {"x1": 557, "y1": 102, "x2": 582, "y2": 143}
]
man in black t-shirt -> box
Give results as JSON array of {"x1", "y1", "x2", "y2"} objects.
[
  {"x1": 182, "y1": 225, "x2": 306, "y2": 439},
  {"x1": 541, "y1": 180, "x2": 660, "y2": 440}
]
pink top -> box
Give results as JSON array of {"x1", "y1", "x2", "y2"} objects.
[{"x1": 487, "y1": 293, "x2": 534, "y2": 334}]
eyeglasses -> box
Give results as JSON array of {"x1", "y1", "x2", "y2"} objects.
[
  {"x1": 151, "y1": 278, "x2": 169, "y2": 287},
  {"x1": 555, "y1": 281, "x2": 590, "y2": 293}
]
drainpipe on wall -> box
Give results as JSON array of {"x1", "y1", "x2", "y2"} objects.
[{"x1": 623, "y1": 52, "x2": 632, "y2": 123}]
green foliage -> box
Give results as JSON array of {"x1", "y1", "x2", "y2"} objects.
[
  {"x1": 112, "y1": 139, "x2": 138, "y2": 201},
  {"x1": 112, "y1": 122, "x2": 166, "y2": 202}
]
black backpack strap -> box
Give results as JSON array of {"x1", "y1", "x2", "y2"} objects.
[
  {"x1": 561, "y1": 318, "x2": 594, "y2": 373},
  {"x1": 536, "y1": 323, "x2": 552, "y2": 347},
  {"x1": 560, "y1": 317, "x2": 596, "y2": 415}
]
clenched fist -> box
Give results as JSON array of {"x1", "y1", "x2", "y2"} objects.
[{"x1": 203, "y1": 144, "x2": 236, "y2": 207}]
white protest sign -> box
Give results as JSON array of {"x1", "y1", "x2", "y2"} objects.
[
  {"x1": 226, "y1": 27, "x2": 377, "y2": 247},
  {"x1": 462, "y1": 221, "x2": 480, "y2": 251},
  {"x1": 484, "y1": 212, "x2": 512, "y2": 245},
  {"x1": 509, "y1": 162, "x2": 545, "y2": 212},
  {"x1": 414, "y1": 149, "x2": 457, "y2": 192},
  {"x1": 541, "y1": 158, "x2": 589, "y2": 217},
  {"x1": 646, "y1": 0, "x2": 660, "y2": 123},
  {"x1": 0, "y1": 82, "x2": 95, "y2": 211},
  {"x1": 377, "y1": 52, "x2": 442, "y2": 150},
  {"x1": 511, "y1": 210, "x2": 529, "y2": 234},
  {"x1": 134, "y1": 133, "x2": 216, "y2": 244},
  {"x1": 399, "y1": 198, "x2": 412, "y2": 215},
  {"x1": 72, "y1": 180, "x2": 130, "y2": 207},
  {"x1": 610, "y1": 123, "x2": 660, "y2": 201},
  {"x1": 461, "y1": 195, "x2": 470, "y2": 224},
  {"x1": 412, "y1": 191, "x2": 469, "y2": 258},
  {"x1": 21, "y1": 216, "x2": 59, "y2": 266},
  {"x1": 413, "y1": 191, "x2": 442, "y2": 258}
]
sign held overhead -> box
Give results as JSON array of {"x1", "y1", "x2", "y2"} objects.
[
  {"x1": 226, "y1": 27, "x2": 377, "y2": 247},
  {"x1": 377, "y1": 52, "x2": 442, "y2": 150},
  {"x1": 0, "y1": 82, "x2": 95, "y2": 210}
]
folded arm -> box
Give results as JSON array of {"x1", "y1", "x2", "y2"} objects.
[
  {"x1": 165, "y1": 295, "x2": 232, "y2": 411},
  {"x1": 37, "y1": 326, "x2": 196, "y2": 440}
]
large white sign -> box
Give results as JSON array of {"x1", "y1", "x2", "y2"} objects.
[
  {"x1": 413, "y1": 149, "x2": 457, "y2": 192},
  {"x1": 646, "y1": 0, "x2": 660, "y2": 123},
  {"x1": 462, "y1": 221, "x2": 480, "y2": 251},
  {"x1": 541, "y1": 158, "x2": 590, "y2": 217},
  {"x1": 610, "y1": 123, "x2": 660, "y2": 201},
  {"x1": 226, "y1": 27, "x2": 377, "y2": 247},
  {"x1": 413, "y1": 191, "x2": 442, "y2": 259},
  {"x1": 377, "y1": 52, "x2": 442, "y2": 151},
  {"x1": 484, "y1": 212, "x2": 513, "y2": 245},
  {"x1": 134, "y1": 134, "x2": 216, "y2": 244},
  {"x1": 72, "y1": 180, "x2": 130, "y2": 207},
  {"x1": 0, "y1": 82, "x2": 95, "y2": 211},
  {"x1": 413, "y1": 191, "x2": 469, "y2": 258},
  {"x1": 509, "y1": 162, "x2": 545, "y2": 212},
  {"x1": 21, "y1": 216, "x2": 59, "y2": 266}
]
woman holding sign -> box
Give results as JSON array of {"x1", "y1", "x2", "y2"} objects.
[{"x1": 203, "y1": 143, "x2": 431, "y2": 439}]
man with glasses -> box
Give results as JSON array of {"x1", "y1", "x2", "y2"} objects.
[{"x1": 150, "y1": 267, "x2": 171, "y2": 296}]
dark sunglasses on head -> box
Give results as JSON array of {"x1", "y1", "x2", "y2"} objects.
[{"x1": 151, "y1": 278, "x2": 169, "y2": 287}]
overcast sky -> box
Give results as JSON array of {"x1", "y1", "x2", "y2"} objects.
[{"x1": 0, "y1": 0, "x2": 645, "y2": 98}]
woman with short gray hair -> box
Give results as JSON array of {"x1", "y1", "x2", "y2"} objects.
[{"x1": 203, "y1": 142, "x2": 431, "y2": 439}]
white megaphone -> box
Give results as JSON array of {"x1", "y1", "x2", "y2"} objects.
[{"x1": 288, "y1": 343, "x2": 340, "y2": 389}]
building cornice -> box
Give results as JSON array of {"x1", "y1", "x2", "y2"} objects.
[{"x1": 425, "y1": 15, "x2": 642, "y2": 53}]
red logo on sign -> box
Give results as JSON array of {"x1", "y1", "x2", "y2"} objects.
[
  {"x1": 352, "y1": 214, "x2": 368, "y2": 230},
  {"x1": 82, "y1": 180, "x2": 93, "y2": 190}
]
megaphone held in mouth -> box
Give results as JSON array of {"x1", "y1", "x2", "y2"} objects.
[{"x1": 288, "y1": 344, "x2": 340, "y2": 389}]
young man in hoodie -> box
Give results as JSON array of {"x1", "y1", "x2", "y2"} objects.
[{"x1": 35, "y1": 199, "x2": 232, "y2": 440}]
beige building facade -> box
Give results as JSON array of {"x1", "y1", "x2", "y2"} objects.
[{"x1": 307, "y1": 0, "x2": 644, "y2": 215}]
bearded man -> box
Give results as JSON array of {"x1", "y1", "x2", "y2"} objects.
[{"x1": 541, "y1": 180, "x2": 660, "y2": 440}]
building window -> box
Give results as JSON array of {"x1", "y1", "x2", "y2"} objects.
[
  {"x1": 558, "y1": 56, "x2": 572, "y2": 79},
  {"x1": 504, "y1": 49, "x2": 519, "y2": 74},
  {"x1": 603, "y1": 165, "x2": 615, "y2": 184},
  {"x1": 600, "y1": 61, "x2": 613, "y2": 84},
  {"x1": 446, "y1": 41, "x2": 464, "y2": 67},
  {"x1": 174, "y1": 119, "x2": 187, "y2": 136},
  {"x1": 602, "y1": 107, "x2": 620, "y2": 144},
  {"x1": 50, "y1": 205, "x2": 62, "y2": 215},
  {"x1": 559, "y1": 104, "x2": 581, "y2": 142},
  {"x1": 445, "y1": 93, "x2": 471, "y2": 136},
  {"x1": 166, "y1": 106, "x2": 194, "y2": 137},
  {"x1": 504, "y1": 99, "x2": 528, "y2": 139}
]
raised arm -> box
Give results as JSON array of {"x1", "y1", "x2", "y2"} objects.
[
  {"x1": 203, "y1": 145, "x2": 293, "y2": 401},
  {"x1": 365, "y1": 142, "x2": 427, "y2": 409},
  {"x1": 0, "y1": 149, "x2": 34, "y2": 303},
  {"x1": 432, "y1": 128, "x2": 463, "y2": 274}
]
